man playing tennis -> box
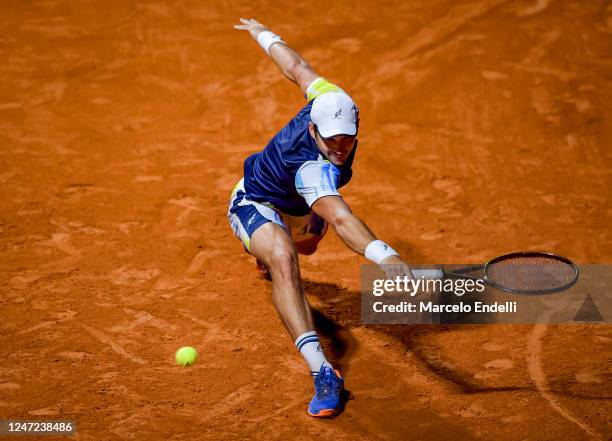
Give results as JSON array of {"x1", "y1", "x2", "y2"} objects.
[{"x1": 230, "y1": 18, "x2": 413, "y2": 417}]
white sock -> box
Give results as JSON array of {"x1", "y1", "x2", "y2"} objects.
[{"x1": 295, "y1": 331, "x2": 332, "y2": 376}]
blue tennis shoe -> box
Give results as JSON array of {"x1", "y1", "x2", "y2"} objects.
[{"x1": 308, "y1": 365, "x2": 344, "y2": 417}]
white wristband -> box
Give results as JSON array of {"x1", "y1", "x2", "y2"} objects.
[
  {"x1": 365, "y1": 240, "x2": 399, "y2": 265},
  {"x1": 256, "y1": 31, "x2": 285, "y2": 55}
]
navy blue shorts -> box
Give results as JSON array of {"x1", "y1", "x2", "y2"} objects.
[{"x1": 227, "y1": 178, "x2": 327, "y2": 253}]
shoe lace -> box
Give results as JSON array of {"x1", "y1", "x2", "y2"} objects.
[{"x1": 314, "y1": 370, "x2": 336, "y2": 398}]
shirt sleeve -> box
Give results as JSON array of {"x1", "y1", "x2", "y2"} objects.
[
  {"x1": 295, "y1": 160, "x2": 341, "y2": 206},
  {"x1": 305, "y1": 77, "x2": 345, "y2": 102}
]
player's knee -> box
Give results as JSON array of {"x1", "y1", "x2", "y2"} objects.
[{"x1": 268, "y1": 247, "x2": 298, "y2": 279}]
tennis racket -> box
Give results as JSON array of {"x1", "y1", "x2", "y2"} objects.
[{"x1": 412, "y1": 252, "x2": 579, "y2": 295}]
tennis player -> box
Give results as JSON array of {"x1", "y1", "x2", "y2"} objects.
[{"x1": 230, "y1": 18, "x2": 413, "y2": 417}]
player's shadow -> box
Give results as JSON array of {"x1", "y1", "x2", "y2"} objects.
[
  {"x1": 303, "y1": 278, "x2": 510, "y2": 396},
  {"x1": 303, "y1": 281, "x2": 359, "y2": 372},
  {"x1": 303, "y1": 278, "x2": 609, "y2": 401},
  {"x1": 303, "y1": 278, "x2": 505, "y2": 390},
  {"x1": 311, "y1": 308, "x2": 356, "y2": 373}
]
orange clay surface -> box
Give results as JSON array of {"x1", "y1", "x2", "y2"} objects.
[{"x1": 1, "y1": 1, "x2": 611, "y2": 440}]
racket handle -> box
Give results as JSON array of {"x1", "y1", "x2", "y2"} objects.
[{"x1": 411, "y1": 269, "x2": 444, "y2": 279}]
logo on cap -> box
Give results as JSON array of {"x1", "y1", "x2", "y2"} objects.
[{"x1": 333, "y1": 108, "x2": 342, "y2": 119}]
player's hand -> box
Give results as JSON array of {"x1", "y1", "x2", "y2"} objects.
[
  {"x1": 380, "y1": 255, "x2": 415, "y2": 279},
  {"x1": 233, "y1": 18, "x2": 269, "y2": 40}
]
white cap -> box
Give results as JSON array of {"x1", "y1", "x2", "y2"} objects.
[{"x1": 310, "y1": 92, "x2": 358, "y2": 139}]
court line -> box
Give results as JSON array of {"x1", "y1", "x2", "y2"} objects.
[{"x1": 526, "y1": 319, "x2": 602, "y2": 440}]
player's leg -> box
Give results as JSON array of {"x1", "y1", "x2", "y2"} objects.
[
  {"x1": 249, "y1": 222, "x2": 343, "y2": 417},
  {"x1": 228, "y1": 187, "x2": 329, "y2": 366},
  {"x1": 249, "y1": 222, "x2": 315, "y2": 339},
  {"x1": 228, "y1": 185, "x2": 343, "y2": 416},
  {"x1": 282, "y1": 212, "x2": 329, "y2": 256}
]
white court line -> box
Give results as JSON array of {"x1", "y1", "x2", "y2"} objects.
[{"x1": 526, "y1": 315, "x2": 603, "y2": 440}]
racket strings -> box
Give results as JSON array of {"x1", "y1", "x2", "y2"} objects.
[{"x1": 485, "y1": 256, "x2": 576, "y2": 291}]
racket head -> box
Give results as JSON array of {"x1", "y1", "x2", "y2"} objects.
[{"x1": 483, "y1": 251, "x2": 579, "y2": 295}]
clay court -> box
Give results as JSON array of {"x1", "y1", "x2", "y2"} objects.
[{"x1": 1, "y1": 0, "x2": 610, "y2": 439}]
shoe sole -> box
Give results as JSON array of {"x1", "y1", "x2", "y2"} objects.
[{"x1": 308, "y1": 409, "x2": 336, "y2": 418}]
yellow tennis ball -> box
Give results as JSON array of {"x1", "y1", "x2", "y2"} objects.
[{"x1": 175, "y1": 346, "x2": 198, "y2": 366}]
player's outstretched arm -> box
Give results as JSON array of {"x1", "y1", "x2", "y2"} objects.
[
  {"x1": 234, "y1": 18, "x2": 319, "y2": 95},
  {"x1": 312, "y1": 195, "x2": 413, "y2": 273}
]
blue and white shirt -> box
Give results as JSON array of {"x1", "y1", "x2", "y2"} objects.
[{"x1": 243, "y1": 78, "x2": 357, "y2": 216}]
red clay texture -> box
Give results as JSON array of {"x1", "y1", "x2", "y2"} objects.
[{"x1": 0, "y1": 1, "x2": 610, "y2": 440}]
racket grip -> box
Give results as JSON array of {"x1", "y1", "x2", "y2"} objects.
[{"x1": 411, "y1": 269, "x2": 444, "y2": 279}]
